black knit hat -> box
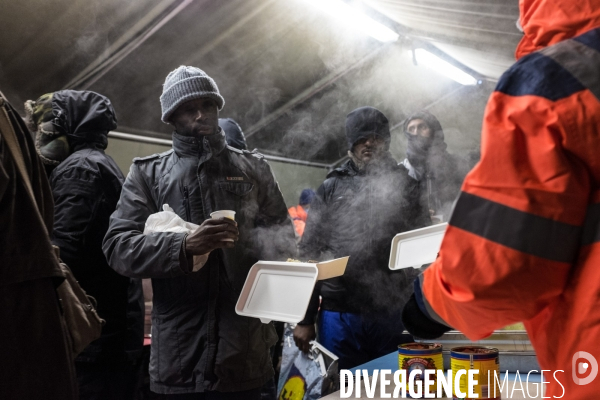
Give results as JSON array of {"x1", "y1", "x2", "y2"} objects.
[
  {"x1": 218, "y1": 118, "x2": 247, "y2": 150},
  {"x1": 345, "y1": 106, "x2": 391, "y2": 150}
]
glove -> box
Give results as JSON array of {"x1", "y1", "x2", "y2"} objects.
[{"x1": 402, "y1": 293, "x2": 451, "y2": 339}]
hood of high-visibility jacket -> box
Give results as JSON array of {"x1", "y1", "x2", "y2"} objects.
[{"x1": 516, "y1": 0, "x2": 600, "y2": 59}]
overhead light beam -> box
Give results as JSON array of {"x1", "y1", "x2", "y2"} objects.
[
  {"x1": 414, "y1": 48, "x2": 479, "y2": 86},
  {"x1": 304, "y1": 0, "x2": 399, "y2": 43}
]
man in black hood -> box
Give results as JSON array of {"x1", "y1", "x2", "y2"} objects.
[
  {"x1": 293, "y1": 107, "x2": 430, "y2": 370},
  {"x1": 402, "y1": 110, "x2": 470, "y2": 222},
  {"x1": 26, "y1": 90, "x2": 142, "y2": 399}
]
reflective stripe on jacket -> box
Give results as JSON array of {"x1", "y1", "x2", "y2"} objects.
[{"x1": 418, "y1": 3, "x2": 600, "y2": 396}]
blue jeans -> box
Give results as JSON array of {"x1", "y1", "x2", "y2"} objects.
[{"x1": 317, "y1": 310, "x2": 413, "y2": 370}]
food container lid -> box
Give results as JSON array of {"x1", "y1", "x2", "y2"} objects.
[
  {"x1": 451, "y1": 346, "x2": 500, "y2": 360},
  {"x1": 398, "y1": 343, "x2": 443, "y2": 355},
  {"x1": 235, "y1": 257, "x2": 349, "y2": 324},
  {"x1": 389, "y1": 223, "x2": 447, "y2": 270}
]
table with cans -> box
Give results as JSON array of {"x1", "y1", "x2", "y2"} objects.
[{"x1": 321, "y1": 345, "x2": 544, "y2": 399}]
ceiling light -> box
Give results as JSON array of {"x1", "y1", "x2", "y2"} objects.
[
  {"x1": 414, "y1": 48, "x2": 478, "y2": 86},
  {"x1": 304, "y1": 0, "x2": 399, "y2": 43}
]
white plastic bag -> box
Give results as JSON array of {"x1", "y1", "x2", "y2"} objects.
[
  {"x1": 144, "y1": 204, "x2": 208, "y2": 272},
  {"x1": 144, "y1": 204, "x2": 198, "y2": 234}
]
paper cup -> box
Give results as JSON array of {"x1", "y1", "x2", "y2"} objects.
[
  {"x1": 210, "y1": 210, "x2": 236, "y2": 242},
  {"x1": 210, "y1": 210, "x2": 236, "y2": 220}
]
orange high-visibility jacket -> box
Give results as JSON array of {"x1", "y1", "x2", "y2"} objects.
[
  {"x1": 417, "y1": 0, "x2": 600, "y2": 397},
  {"x1": 288, "y1": 205, "x2": 308, "y2": 237}
]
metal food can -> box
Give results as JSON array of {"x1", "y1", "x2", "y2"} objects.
[
  {"x1": 450, "y1": 346, "x2": 500, "y2": 399},
  {"x1": 398, "y1": 343, "x2": 443, "y2": 395}
]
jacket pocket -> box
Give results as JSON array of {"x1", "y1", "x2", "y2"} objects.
[{"x1": 218, "y1": 181, "x2": 254, "y2": 197}]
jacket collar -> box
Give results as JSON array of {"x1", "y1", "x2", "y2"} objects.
[
  {"x1": 327, "y1": 152, "x2": 398, "y2": 179},
  {"x1": 328, "y1": 159, "x2": 358, "y2": 178},
  {"x1": 172, "y1": 128, "x2": 228, "y2": 159}
]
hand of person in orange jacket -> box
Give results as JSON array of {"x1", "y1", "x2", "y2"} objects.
[{"x1": 402, "y1": 293, "x2": 451, "y2": 340}]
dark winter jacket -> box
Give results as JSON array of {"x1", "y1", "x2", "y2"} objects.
[
  {"x1": 299, "y1": 155, "x2": 430, "y2": 322},
  {"x1": 102, "y1": 130, "x2": 296, "y2": 394},
  {"x1": 402, "y1": 110, "x2": 470, "y2": 221},
  {"x1": 48, "y1": 91, "x2": 133, "y2": 362},
  {"x1": 0, "y1": 94, "x2": 63, "y2": 287}
]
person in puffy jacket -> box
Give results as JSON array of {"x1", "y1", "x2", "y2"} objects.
[
  {"x1": 293, "y1": 107, "x2": 429, "y2": 370},
  {"x1": 103, "y1": 66, "x2": 296, "y2": 399},
  {"x1": 402, "y1": 0, "x2": 600, "y2": 397},
  {"x1": 25, "y1": 90, "x2": 143, "y2": 399}
]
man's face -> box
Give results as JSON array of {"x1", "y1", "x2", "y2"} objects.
[
  {"x1": 169, "y1": 98, "x2": 219, "y2": 137},
  {"x1": 352, "y1": 134, "x2": 386, "y2": 164},
  {"x1": 406, "y1": 118, "x2": 432, "y2": 138}
]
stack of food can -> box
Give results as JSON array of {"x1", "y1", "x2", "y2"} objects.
[
  {"x1": 451, "y1": 346, "x2": 500, "y2": 400},
  {"x1": 398, "y1": 343, "x2": 444, "y2": 395},
  {"x1": 398, "y1": 343, "x2": 500, "y2": 399}
]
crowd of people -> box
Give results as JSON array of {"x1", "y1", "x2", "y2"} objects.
[{"x1": 2, "y1": 0, "x2": 600, "y2": 398}]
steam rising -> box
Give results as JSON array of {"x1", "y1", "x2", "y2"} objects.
[{"x1": 299, "y1": 151, "x2": 428, "y2": 315}]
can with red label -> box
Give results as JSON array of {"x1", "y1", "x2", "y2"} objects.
[{"x1": 398, "y1": 343, "x2": 443, "y2": 395}]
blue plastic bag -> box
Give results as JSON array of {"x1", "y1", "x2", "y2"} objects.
[{"x1": 277, "y1": 324, "x2": 339, "y2": 400}]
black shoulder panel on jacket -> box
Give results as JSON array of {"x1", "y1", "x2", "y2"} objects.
[
  {"x1": 326, "y1": 161, "x2": 354, "y2": 179},
  {"x1": 227, "y1": 145, "x2": 244, "y2": 154},
  {"x1": 495, "y1": 51, "x2": 586, "y2": 101},
  {"x1": 133, "y1": 149, "x2": 173, "y2": 163},
  {"x1": 243, "y1": 149, "x2": 264, "y2": 160}
]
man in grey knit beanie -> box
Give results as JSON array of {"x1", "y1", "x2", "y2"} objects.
[
  {"x1": 103, "y1": 66, "x2": 296, "y2": 399},
  {"x1": 160, "y1": 66, "x2": 225, "y2": 124}
]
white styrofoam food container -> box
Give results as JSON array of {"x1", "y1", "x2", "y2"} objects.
[
  {"x1": 389, "y1": 223, "x2": 448, "y2": 270},
  {"x1": 235, "y1": 257, "x2": 349, "y2": 324}
]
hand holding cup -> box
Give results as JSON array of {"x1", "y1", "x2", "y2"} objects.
[
  {"x1": 210, "y1": 210, "x2": 236, "y2": 242},
  {"x1": 185, "y1": 211, "x2": 238, "y2": 255}
]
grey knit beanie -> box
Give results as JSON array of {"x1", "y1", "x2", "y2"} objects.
[{"x1": 160, "y1": 66, "x2": 225, "y2": 123}]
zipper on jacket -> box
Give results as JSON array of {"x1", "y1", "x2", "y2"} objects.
[
  {"x1": 183, "y1": 186, "x2": 192, "y2": 222},
  {"x1": 426, "y1": 172, "x2": 433, "y2": 213}
]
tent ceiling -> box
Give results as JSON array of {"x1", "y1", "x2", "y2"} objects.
[
  {"x1": 364, "y1": 0, "x2": 521, "y2": 79},
  {"x1": 0, "y1": 0, "x2": 520, "y2": 164}
]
